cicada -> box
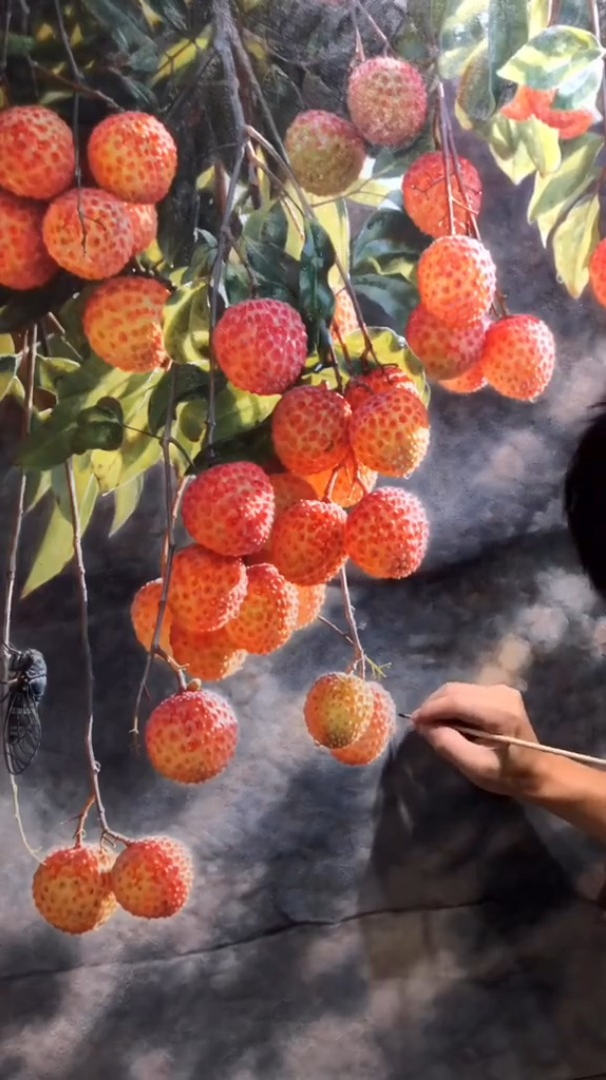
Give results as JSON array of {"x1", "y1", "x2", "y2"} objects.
[{"x1": 2, "y1": 645, "x2": 47, "y2": 775}]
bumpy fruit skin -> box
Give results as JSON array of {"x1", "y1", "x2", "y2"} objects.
[
  {"x1": 0, "y1": 192, "x2": 57, "y2": 290},
  {"x1": 406, "y1": 305, "x2": 489, "y2": 382},
  {"x1": 417, "y1": 236, "x2": 496, "y2": 328},
  {"x1": 270, "y1": 473, "x2": 316, "y2": 515},
  {"x1": 344, "y1": 366, "x2": 418, "y2": 411},
  {"x1": 305, "y1": 672, "x2": 375, "y2": 749},
  {"x1": 131, "y1": 579, "x2": 173, "y2": 654},
  {"x1": 295, "y1": 583, "x2": 327, "y2": 630},
  {"x1": 502, "y1": 86, "x2": 595, "y2": 140},
  {"x1": 481, "y1": 315, "x2": 556, "y2": 402},
  {"x1": 331, "y1": 682, "x2": 396, "y2": 766},
  {"x1": 441, "y1": 361, "x2": 487, "y2": 395},
  {"x1": 32, "y1": 846, "x2": 117, "y2": 935},
  {"x1": 43, "y1": 188, "x2": 133, "y2": 280},
  {"x1": 146, "y1": 689, "x2": 238, "y2": 784},
  {"x1": 332, "y1": 288, "x2": 359, "y2": 342},
  {"x1": 345, "y1": 488, "x2": 429, "y2": 579},
  {"x1": 125, "y1": 203, "x2": 158, "y2": 255},
  {"x1": 214, "y1": 299, "x2": 308, "y2": 395},
  {"x1": 0, "y1": 105, "x2": 75, "y2": 200},
  {"x1": 83, "y1": 277, "x2": 169, "y2": 372},
  {"x1": 182, "y1": 462, "x2": 275, "y2": 558},
  {"x1": 304, "y1": 451, "x2": 377, "y2": 508},
  {"x1": 347, "y1": 57, "x2": 427, "y2": 147},
  {"x1": 88, "y1": 112, "x2": 177, "y2": 203},
  {"x1": 349, "y1": 387, "x2": 430, "y2": 479},
  {"x1": 170, "y1": 623, "x2": 246, "y2": 682},
  {"x1": 225, "y1": 563, "x2": 299, "y2": 655},
  {"x1": 168, "y1": 545, "x2": 247, "y2": 633},
  {"x1": 270, "y1": 500, "x2": 347, "y2": 585},
  {"x1": 590, "y1": 238, "x2": 606, "y2": 306},
  {"x1": 402, "y1": 152, "x2": 482, "y2": 238},
  {"x1": 272, "y1": 386, "x2": 351, "y2": 476},
  {"x1": 286, "y1": 111, "x2": 366, "y2": 197},
  {"x1": 111, "y1": 837, "x2": 193, "y2": 919}
]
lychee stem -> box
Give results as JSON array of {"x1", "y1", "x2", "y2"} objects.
[
  {"x1": 339, "y1": 566, "x2": 366, "y2": 678},
  {"x1": 436, "y1": 82, "x2": 456, "y2": 236},
  {"x1": 66, "y1": 458, "x2": 130, "y2": 849}
]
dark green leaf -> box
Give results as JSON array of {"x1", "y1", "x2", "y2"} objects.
[
  {"x1": 299, "y1": 220, "x2": 337, "y2": 331},
  {"x1": 244, "y1": 202, "x2": 289, "y2": 250},
  {"x1": 73, "y1": 399, "x2": 124, "y2": 454},
  {"x1": 488, "y1": 0, "x2": 528, "y2": 102},
  {"x1": 498, "y1": 27, "x2": 604, "y2": 91},
  {"x1": 353, "y1": 209, "x2": 429, "y2": 279},
  {"x1": 0, "y1": 273, "x2": 79, "y2": 334},
  {"x1": 372, "y1": 126, "x2": 436, "y2": 179},
  {"x1": 353, "y1": 274, "x2": 420, "y2": 328},
  {"x1": 213, "y1": 385, "x2": 279, "y2": 444},
  {"x1": 148, "y1": 364, "x2": 209, "y2": 434},
  {"x1": 456, "y1": 43, "x2": 496, "y2": 125},
  {"x1": 178, "y1": 398, "x2": 208, "y2": 443}
]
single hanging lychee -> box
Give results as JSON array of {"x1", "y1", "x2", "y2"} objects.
[
  {"x1": 286, "y1": 110, "x2": 366, "y2": 197},
  {"x1": 347, "y1": 57, "x2": 428, "y2": 148}
]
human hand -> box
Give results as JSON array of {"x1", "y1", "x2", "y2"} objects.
[{"x1": 412, "y1": 682, "x2": 548, "y2": 799}]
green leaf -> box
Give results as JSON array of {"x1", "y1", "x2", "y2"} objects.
[
  {"x1": 518, "y1": 115, "x2": 562, "y2": 176},
  {"x1": 110, "y1": 476, "x2": 144, "y2": 537},
  {"x1": 24, "y1": 470, "x2": 52, "y2": 514},
  {"x1": 528, "y1": 0, "x2": 551, "y2": 36},
  {"x1": 244, "y1": 201, "x2": 289, "y2": 250},
  {"x1": 299, "y1": 220, "x2": 337, "y2": 331},
  {"x1": 213, "y1": 385, "x2": 279, "y2": 444},
  {"x1": 439, "y1": 0, "x2": 489, "y2": 80},
  {"x1": 345, "y1": 179, "x2": 393, "y2": 210},
  {"x1": 38, "y1": 356, "x2": 81, "y2": 393},
  {"x1": 353, "y1": 274, "x2": 420, "y2": 328},
  {"x1": 163, "y1": 281, "x2": 210, "y2": 365},
  {"x1": 553, "y1": 62, "x2": 603, "y2": 111},
  {"x1": 487, "y1": 114, "x2": 539, "y2": 183},
  {"x1": 353, "y1": 209, "x2": 429, "y2": 280},
  {"x1": 498, "y1": 27, "x2": 604, "y2": 91},
  {"x1": 488, "y1": 0, "x2": 528, "y2": 100},
  {"x1": 73, "y1": 399, "x2": 124, "y2": 453},
  {"x1": 336, "y1": 328, "x2": 429, "y2": 405},
  {"x1": 552, "y1": 192, "x2": 600, "y2": 298},
  {"x1": 0, "y1": 355, "x2": 18, "y2": 401},
  {"x1": 22, "y1": 458, "x2": 98, "y2": 598},
  {"x1": 148, "y1": 364, "x2": 209, "y2": 434},
  {"x1": 372, "y1": 126, "x2": 436, "y2": 180},
  {"x1": 178, "y1": 398, "x2": 208, "y2": 443},
  {"x1": 456, "y1": 42, "x2": 496, "y2": 126},
  {"x1": 527, "y1": 133, "x2": 602, "y2": 243}
]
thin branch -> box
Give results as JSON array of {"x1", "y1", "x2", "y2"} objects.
[
  {"x1": 30, "y1": 63, "x2": 121, "y2": 111},
  {"x1": 74, "y1": 793, "x2": 95, "y2": 847},
  {"x1": 66, "y1": 459, "x2": 130, "y2": 847},
  {"x1": 349, "y1": 0, "x2": 365, "y2": 63},
  {"x1": 339, "y1": 566, "x2": 366, "y2": 678},
  {"x1": 437, "y1": 83, "x2": 455, "y2": 235},
  {"x1": 132, "y1": 365, "x2": 183, "y2": 742},
  {"x1": 52, "y1": 0, "x2": 80, "y2": 80},
  {"x1": 319, "y1": 614, "x2": 355, "y2": 648},
  {"x1": 353, "y1": 0, "x2": 398, "y2": 56},
  {"x1": 2, "y1": 329, "x2": 41, "y2": 862}
]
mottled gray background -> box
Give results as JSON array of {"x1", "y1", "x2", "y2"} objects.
[{"x1": 3, "y1": 126, "x2": 606, "y2": 1080}]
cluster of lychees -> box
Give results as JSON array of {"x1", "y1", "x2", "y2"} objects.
[{"x1": 0, "y1": 104, "x2": 176, "y2": 373}]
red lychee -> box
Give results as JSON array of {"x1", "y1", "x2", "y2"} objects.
[
  {"x1": 344, "y1": 366, "x2": 419, "y2": 411},
  {"x1": 286, "y1": 110, "x2": 366, "y2": 197},
  {"x1": 270, "y1": 499, "x2": 347, "y2": 585},
  {"x1": 406, "y1": 305, "x2": 489, "y2": 382},
  {"x1": 304, "y1": 451, "x2": 377, "y2": 507},
  {"x1": 131, "y1": 578, "x2": 173, "y2": 655},
  {"x1": 182, "y1": 462, "x2": 275, "y2": 558},
  {"x1": 87, "y1": 111, "x2": 177, "y2": 203},
  {"x1": 111, "y1": 837, "x2": 193, "y2": 919},
  {"x1": 32, "y1": 846, "x2": 117, "y2": 935},
  {"x1": 83, "y1": 276, "x2": 169, "y2": 372},
  {"x1": 295, "y1": 583, "x2": 327, "y2": 630},
  {"x1": 347, "y1": 57, "x2": 428, "y2": 147},
  {"x1": 331, "y1": 682, "x2": 396, "y2": 766},
  {"x1": 0, "y1": 105, "x2": 75, "y2": 200},
  {"x1": 146, "y1": 688, "x2": 239, "y2": 784},
  {"x1": 225, "y1": 563, "x2": 299, "y2": 655},
  {"x1": 481, "y1": 315, "x2": 556, "y2": 401},
  {"x1": 170, "y1": 623, "x2": 246, "y2": 682},
  {"x1": 214, "y1": 299, "x2": 308, "y2": 396},
  {"x1": 417, "y1": 236, "x2": 496, "y2": 328},
  {"x1": 402, "y1": 152, "x2": 482, "y2": 238},
  {"x1": 345, "y1": 488, "x2": 429, "y2": 579},
  {"x1": 43, "y1": 188, "x2": 133, "y2": 280},
  {"x1": 349, "y1": 387, "x2": 430, "y2": 478},
  {"x1": 124, "y1": 202, "x2": 158, "y2": 256},
  {"x1": 0, "y1": 191, "x2": 57, "y2": 290},
  {"x1": 272, "y1": 385, "x2": 351, "y2": 476},
  {"x1": 305, "y1": 672, "x2": 374, "y2": 749},
  {"x1": 168, "y1": 545, "x2": 247, "y2": 633}
]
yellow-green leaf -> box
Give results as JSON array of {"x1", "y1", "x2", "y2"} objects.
[
  {"x1": 110, "y1": 476, "x2": 144, "y2": 536},
  {"x1": 552, "y1": 193, "x2": 600, "y2": 299},
  {"x1": 487, "y1": 115, "x2": 537, "y2": 184},
  {"x1": 498, "y1": 27, "x2": 604, "y2": 91},
  {"x1": 518, "y1": 115, "x2": 561, "y2": 176},
  {"x1": 22, "y1": 459, "x2": 98, "y2": 597},
  {"x1": 527, "y1": 133, "x2": 602, "y2": 243}
]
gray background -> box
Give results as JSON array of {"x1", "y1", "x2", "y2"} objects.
[{"x1": 3, "y1": 130, "x2": 606, "y2": 1079}]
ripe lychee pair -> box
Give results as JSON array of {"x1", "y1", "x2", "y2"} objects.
[
  {"x1": 305, "y1": 673, "x2": 396, "y2": 767},
  {"x1": 32, "y1": 835, "x2": 193, "y2": 933}
]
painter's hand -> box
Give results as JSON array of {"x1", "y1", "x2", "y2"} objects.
[{"x1": 412, "y1": 683, "x2": 548, "y2": 799}]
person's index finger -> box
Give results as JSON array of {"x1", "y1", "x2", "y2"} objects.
[{"x1": 413, "y1": 684, "x2": 503, "y2": 733}]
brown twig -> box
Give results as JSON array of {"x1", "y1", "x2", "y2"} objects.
[
  {"x1": 338, "y1": 566, "x2": 366, "y2": 678},
  {"x1": 66, "y1": 459, "x2": 130, "y2": 847},
  {"x1": 436, "y1": 83, "x2": 455, "y2": 235},
  {"x1": 318, "y1": 614, "x2": 355, "y2": 648},
  {"x1": 2, "y1": 329, "x2": 41, "y2": 862},
  {"x1": 74, "y1": 794, "x2": 95, "y2": 847},
  {"x1": 30, "y1": 62, "x2": 121, "y2": 111}
]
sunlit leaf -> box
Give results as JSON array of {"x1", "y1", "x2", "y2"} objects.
[
  {"x1": 527, "y1": 133, "x2": 602, "y2": 243},
  {"x1": 0, "y1": 355, "x2": 18, "y2": 401},
  {"x1": 213, "y1": 385, "x2": 279, "y2": 444},
  {"x1": 110, "y1": 476, "x2": 144, "y2": 536},
  {"x1": 498, "y1": 27, "x2": 604, "y2": 91},
  {"x1": 518, "y1": 115, "x2": 561, "y2": 176},
  {"x1": 552, "y1": 192, "x2": 600, "y2": 298},
  {"x1": 487, "y1": 114, "x2": 538, "y2": 183},
  {"x1": 22, "y1": 457, "x2": 98, "y2": 597}
]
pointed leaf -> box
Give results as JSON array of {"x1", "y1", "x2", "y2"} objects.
[
  {"x1": 552, "y1": 193, "x2": 600, "y2": 299},
  {"x1": 518, "y1": 115, "x2": 561, "y2": 175},
  {"x1": 299, "y1": 220, "x2": 337, "y2": 330},
  {"x1": 498, "y1": 27, "x2": 604, "y2": 91},
  {"x1": 527, "y1": 133, "x2": 602, "y2": 243},
  {"x1": 22, "y1": 459, "x2": 98, "y2": 597},
  {"x1": 110, "y1": 476, "x2": 144, "y2": 536},
  {"x1": 73, "y1": 398, "x2": 124, "y2": 453},
  {"x1": 487, "y1": 115, "x2": 537, "y2": 184}
]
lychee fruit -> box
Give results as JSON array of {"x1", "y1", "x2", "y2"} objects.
[
  {"x1": 146, "y1": 688, "x2": 238, "y2": 784},
  {"x1": 170, "y1": 622, "x2": 246, "y2": 682},
  {"x1": 417, "y1": 236, "x2": 496, "y2": 328},
  {"x1": 111, "y1": 837, "x2": 193, "y2": 918},
  {"x1": 481, "y1": 315, "x2": 556, "y2": 401},
  {"x1": 87, "y1": 111, "x2": 177, "y2": 203},
  {"x1": 270, "y1": 499, "x2": 347, "y2": 585},
  {"x1": 0, "y1": 105, "x2": 75, "y2": 200},
  {"x1": 181, "y1": 462, "x2": 275, "y2": 557},
  {"x1": 225, "y1": 563, "x2": 299, "y2": 655},
  {"x1": 0, "y1": 191, "x2": 57, "y2": 290},
  {"x1": 332, "y1": 288, "x2": 360, "y2": 343},
  {"x1": 305, "y1": 672, "x2": 374, "y2": 749},
  {"x1": 125, "y1": 202, "x2": 158, "y2": 256},
  {"x1": 269, "y1": 473, "x2": 317, "y2": 516},
  {"x1": 214, "y1": 299, "x2": 308, "y2": 395},
  {"x1": 83, "y1": 276, "x2": 169, "y2": 372},
  {"x1": 43, "y1": 188, "x2": 133, "y2": 280},
  {"x1": 331, "y1": 682, "x2": 396, "y2": 766},
  {"x1": 32, "y1": 846, "x2": 117, "y2": 935},
  {"x1": 406, "y1": 305, "x2": 489, "y2": 381},
  {"x1": 441, "y1": 361, "x2": 487, "y2": 395},
  {"x1": 285, "y1": 110, "x2": 366, "y2": 197},
  {"x1": 349, "y1": 386, "x2": 430, "y2": 478},
  {"x1": 347, "y1": 57, "x2": 428, "y2": 148},
  {"x1": 345, "y1": 488, "x2": 429, "y2": 579},
  {"x1": 344, "y1": 366, "x2": 418, "y2": 411},
  {"x1": 131, "y1": 578, "x2": 173, "y2": 654},
  {"x1": 304, "y1": 451, "x2": 377, "y2": 507},
  {"x1": 402, "y1": 151, "x2": 482, "y2": 238},
  {"x1": 272, "y1": 385, "x2": 351, "y2": 476},
  {"x1": 590, "y1": 238, "x2": 606, "y2": 306},
  {"x1": 168, "y1": 545, "x2": 247, "y2": 633},
  {"x1": 295, "y1": 583, "x2": 327, "y2": 630}
]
